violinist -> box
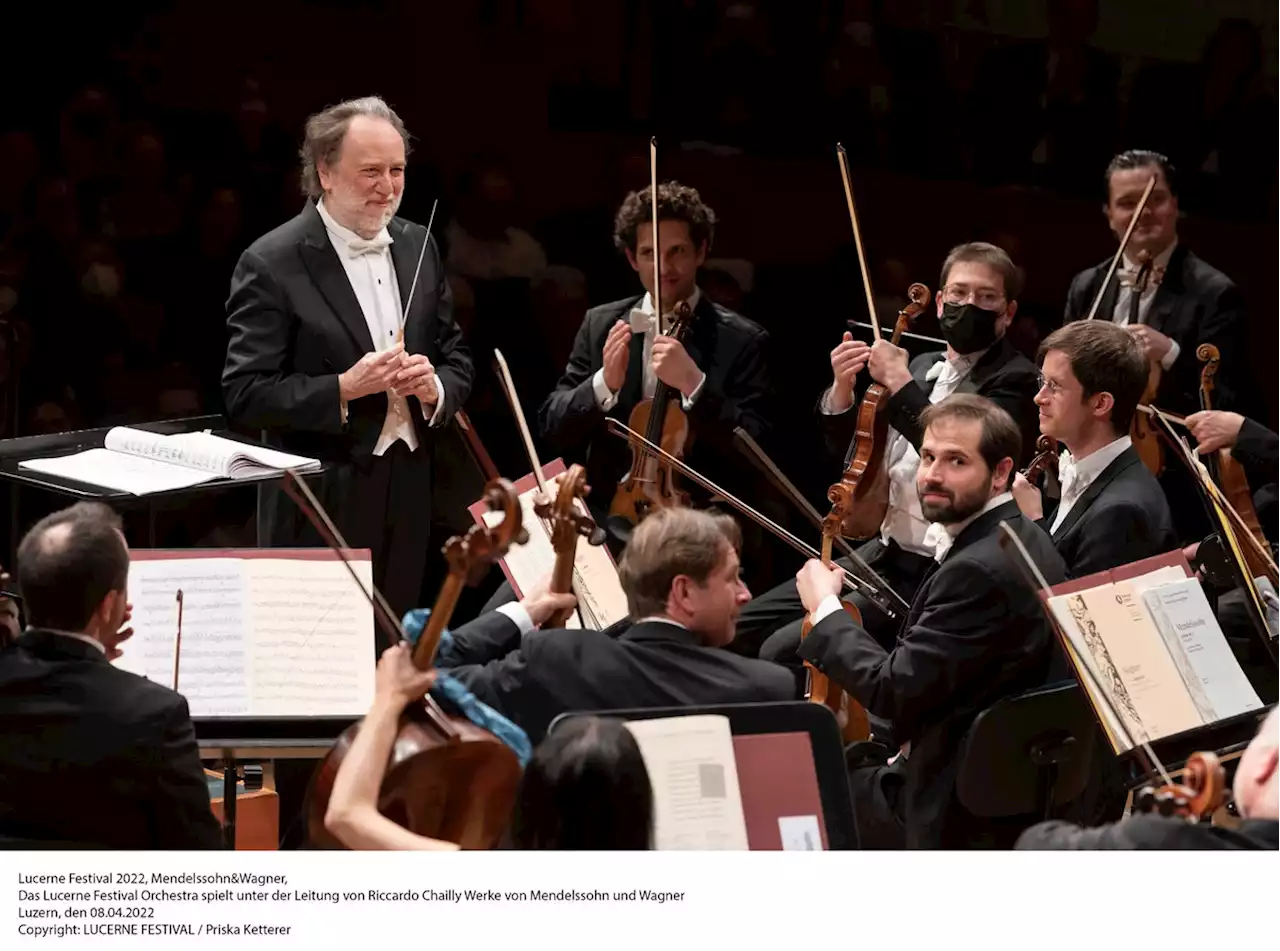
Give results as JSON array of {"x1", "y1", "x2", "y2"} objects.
[
  {"x1": 735, "y1": 242, "x2": 1039, "y2": 658},
  {"x1": 323, "y1": 643, "x2": 654, "y2": 850},
  {"x1": 536, "y1": 183, "x2": 772, "y2": 539},
  {"x1": 1011, "y1": 321, "x2": 1177, "y2": 577},
  {"x1": 1184, "y1": 409, "x2": 1277, "y2": 543},
  {"x1": 794, "y1": 396, "x2": 1068, "y2": 848},
  {"x1": 1016, "y1": 708, "x2": 1278, "y2": 850},
  {"x1": 1063, "y1": 149, "x2": 1248, "y2": 542},
  {"x1": 441, "y1": 507, "x2": 797, "y2": 744}
]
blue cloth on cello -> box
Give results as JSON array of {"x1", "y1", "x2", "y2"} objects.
[{"x1": 401, "y1": 608, "x2": 532, "y2": 768}]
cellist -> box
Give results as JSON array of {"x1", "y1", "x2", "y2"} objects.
[
  {"x1": 536, "y1": 181, "x2": 773, "y2": 548},
  {"x1": 735, "y1": 242, "x2": 1040, "y2": 658}
]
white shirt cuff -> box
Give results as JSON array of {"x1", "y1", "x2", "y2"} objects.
[
  {"x1": 592, "y1": 367, "x2": 619, "y2": 411},
  {"x1": 819, "y1": 385, "x2": 852, "y2": 416},
  {"x1": 423, "y1": 377, "x2": 447, "y2": 426},
  {"x1": 1160, "y1": 339, "x2": 1181, "y2": 371},
  {"x1": 495, "y1": 602, "x2": 535, "y2": 637},
  {"x1": 680, "y1": 372, "x2": 707, "y2": 411},
  {"x1": 810, "y1": 593, "x2": 845, "y2": 628}
]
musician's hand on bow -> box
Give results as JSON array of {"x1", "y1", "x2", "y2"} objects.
[
  {"x1": 796, "y1": 559, "x2": 845, "y2": 614},
  {"x1": 374, "y1": 642, "x2": 438, "y2": 710},
  {"x1": 104, "y1": 601, "x2": 134, "y2": 661},
  {"x1": 393, "y1": 352, "x2": 439, "y2": 408},
  {"x1": 339, "y1": 343, "x2": 405, "y2": 401},
  {"x1": 1184, "y1": 410, "x2": 1244, "y2": 454},
  {"x1": 1127, "y1": 324, "x2": 1173, "y2": 362},
  {"x1": 521, "y1": 575, "x2": 578, "y2": 628},
  {"x1": 602, "y1": 319, "x2": 632, "y2": 393},
  {"x1": 868, "y1": 339, "x2": 912, "y2": 394},
  {"x1": 827, "y1": 332, "x2": 871, "y2": 413},
  {"x1": 1011, "y1": 472, "x2": 1044, "y2": 521},
  {"x1": 652, "y1": 335, "x2": 703, "y2": 398}
]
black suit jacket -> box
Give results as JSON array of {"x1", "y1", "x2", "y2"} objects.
[
  {"x1": 819, "y1": 336, "x2": 1041, "y2": 469},
  {"x1": 0, "y1": 630, "x2": 222, "y2": 849},
  {"x1": 1016, "y1": 815, "x2": 1278, "y2": 850},
  {"x1": 537, "y1": 294, "x2": 772, "y2": 519},
  {"x1": 1063, "y1": 246, "x2": 1247, "y2": 417},
  {"x1": 798, "y1": 501, "x2": 1069, "y2": 848},
  {"x1": 1038, "y1": 445, "x2": 1178, "y2": 578},
  {"x1": 439, "y1": 615, "x2": 798, "y2": 743}
]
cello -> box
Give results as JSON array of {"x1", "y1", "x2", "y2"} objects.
[
  {"x1": 299, "y1": 474, "x2": 530, "y2": 850},
  {"x1": 609, "y1": 139, "x2": 695, "y2": 528}
]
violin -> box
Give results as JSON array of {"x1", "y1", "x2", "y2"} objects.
[
  {"x1": 839, "y1": 282, "x2": 932, "y2": 539},
  {"x1": 299, "y1": 475, "x2": 529, "y2": 850},
  {"x1": 1022, "y1": 435, "x2": 1061, "y2": 485},
  {"x1": 1133, "y1": 750, "x2": 1226, "y2": 821},
  {"x1": 608, "y1": 138, "x2": 695, "y2": 529},
  {"x1": 1128, "y1": 251, "x2": 1165, "y2": 476},
  {"x1": 1195, "y1": 345, "x2": 1275, "y2": 587}
]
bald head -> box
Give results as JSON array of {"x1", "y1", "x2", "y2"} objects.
[
  {"x1": 16, "y1": 502, "x2": 128, "y2": 635},
  {"x1": 1234, "y1": 709, "x2": 1279, "y2": 821}
]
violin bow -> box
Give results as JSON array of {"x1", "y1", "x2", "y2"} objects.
[
  {"x1": 605, "y1": 419, "x2": 888, "y2": 607},
  {"x1": 649, "y1": 137, "x2": 663, "y2": 334},
  {"x1": 172, "y1": 589, "x2": 183, "y2": 692},
  {"x1": 731, "y1": 426, "x2": 909, "y2": 618},
  {"x1": 1084, "y1": 175, "x2": 1157, "y2": 322},
  {"x1": 836, "y1": 143, "x2": 881, "y2": 341},
  {"x1": 492, "y1": 348, "x2": 599, "y2": 628},
  {"x1": 997, "y1": 521, "x2": 1174, "y2": 787}
]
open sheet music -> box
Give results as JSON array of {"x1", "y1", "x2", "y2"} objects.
[
  {"x1": 1046, "y1": 553, "x2": 1263, "y2": 753},
  {"x1": 468, "y1": 459, "x2": 628, "y2": 630},
  {"x1": 624, "y1": 715, "x2": 750, "y2": 850},
  {"x1": 18, "y1": 426, "x2": 320, "y2": 495},
  {"x1": 114, "y1": 549, "x2": 375, "y2": 718}
]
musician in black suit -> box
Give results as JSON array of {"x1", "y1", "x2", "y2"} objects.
[
  {"x1": 536, "y1": 183, "x2": 773, "y2": 537},
  {"x1": 440, "y1": 507, "x2": 799, "y2": 744},
  {"x1": 0, "y1": 503, "x2": 221, "y2": 850},
  {"x1": 734, "y1": 242, "x2": 1040, "y2": 659},
  {"x1": 1017, "y1": 708, "x2": 1277, "y2": 850},
  {"x1": 1012, "y1": 320, "x2": 1177, "y2": 577},
  {"x1": 223, "y1": 97, "x2": 472, "y2": 620},
  {"x1": 795, "y1": 395, "x2": 1069, "y2": 849}
]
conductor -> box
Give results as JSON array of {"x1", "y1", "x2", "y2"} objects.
[{"x1": 223, "y1": 96, "x2": 473, "y2": 619}]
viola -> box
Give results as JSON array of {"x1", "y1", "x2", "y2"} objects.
[
  {"x1": 1128, "y1": 252, "x2": 1165, "y2": 476},
  {"x1": 297, "y1": 475, "x2": 529, "y2": 850},
  {"x1": 1022, "y1": 435, "x2": 1061, "y2": 485},
  {"x1": 838, "y1": 283, "x2": 931, "y2": 539},
  {"x1": 1133, "y1": 750, "x2": 1225, "y2": 821}
]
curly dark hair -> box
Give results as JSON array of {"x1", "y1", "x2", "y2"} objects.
[{"x1": 612, "y1": 182, "x2": 716, "y2": 256}]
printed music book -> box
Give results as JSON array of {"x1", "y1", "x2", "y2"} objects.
[
  {"x1": 467, "y1": 459, "x2": 628, "y2": 631},
  {"x1": 18, "y1": 426, "x2": 321, "y2": 495},
  {"x1": 623, "y1": 715, "x2": 829, "y2": 851},
  {"x1": 1045, "y1": 551, "x2": 1263, "y2": 754},
  {"x1": 113, "y1": 549, "x2": 375, "y2": 719}
]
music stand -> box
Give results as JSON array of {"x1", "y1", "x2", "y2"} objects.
[
  {"x1": 549, "y1": 701, "x2": 856, "y2": 850},
  {"x1": 0, "y1": 415, "x2": 329, "y2": 559}
]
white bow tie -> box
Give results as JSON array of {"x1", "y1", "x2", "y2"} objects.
[
  {"x1": 922, "y1": 522, "x2": 954, "y2": 563},
  {"x1": 925, "y1": 360, "x2": 945, "y2": 382},
  {"x1": 345, "y1": 232, "x2": 392, "y2": 258},
  {"x1": 1058, "y1": 451, "x2": 1080, "y2": 498}
]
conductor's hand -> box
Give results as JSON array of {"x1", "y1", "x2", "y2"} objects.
[
  {"x1": 521, "y1": 575, "x2": 578, "y2": 628},
  {"x1": 374, "y1": 643, "x2": 438, "y2": 710},
  {"x1": 602, "y1": 320, "x2": 632, "y2": 393},
  {"x1": 796, "y1": 559, "x2": 844, "y2": 615},
  {"x1": 339, "y1": 343, "x2": 405, "y2": 402},
  {"x1": 1184, "y1": 410, "x2": 1245, "y2": 455},
  {"x1": 393, "y1": 352, "x2": 439, "y2": 408},
  {"x1": 827, "y1": 332, "x2": 871, "y2": 413}
]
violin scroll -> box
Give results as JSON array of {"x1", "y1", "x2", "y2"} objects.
[
  {"x1": 1196, "y1": 344, "x2": 1220, "y2": 400},
  {"x1": 1133, "y1": 751, "x2": 1225, "y2": 821},
  {"x1": 1022, "y1": 435, "x2": 1061, "y2": 484},
  {"x1": 890, "y1": 283, "x2": 931, "y2": 343},
  {"x1": 535, "y1": 464, "x2": 606, "y2": 551},
  {"x1": 443, "y1": 479, "x2": 529, "y2": 587}
]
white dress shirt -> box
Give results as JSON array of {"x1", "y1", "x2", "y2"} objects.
[
  {"x1": 592, "y1": 288, "x2": 707, "y2": 411},
  {"x1": 1112, "y1": 239, "x2": 1180, "y2": 371},
  {"x1": 820, "y1": 346, "x2": 989, "y2": 557},
  {"x1": 1049, "y1": 435, "x2": 1133, "y2": 534},
  {"x1": 316, "y1": 199, "x2": 446, "y2": 456}
]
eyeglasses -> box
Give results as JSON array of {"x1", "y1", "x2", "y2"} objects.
[
  {"x1": 1036, "y1": 373, "x2": 1065, "y2": 397},
  {"x1": 942, "y1": 285, "x2": 1005, "y2": 310}
]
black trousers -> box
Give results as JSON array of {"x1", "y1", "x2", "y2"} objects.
[{"x1": 727, "y1": 537, "x2": 933, "y2": 660}]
